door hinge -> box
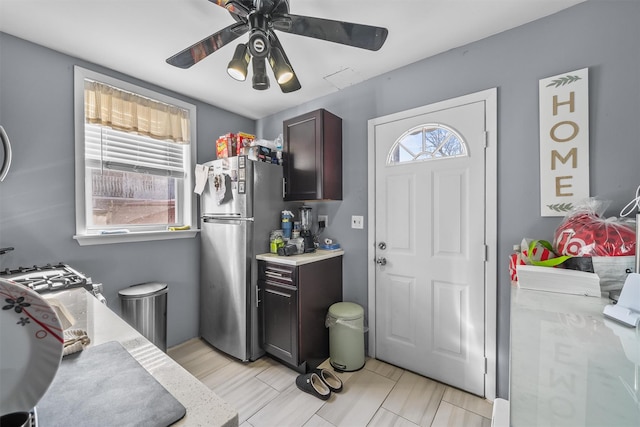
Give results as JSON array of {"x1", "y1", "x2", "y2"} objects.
[
  {"x1": 484, "y1": 357, "x2": 488, "y2": 374},
  {"x1": 483, "y1": 131, "x2": 488, "y2": 148},
  {"x1": 482, "y1": 244, "x2": 488, "y2": 262}
]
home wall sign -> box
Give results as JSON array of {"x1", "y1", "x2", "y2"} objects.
[{"x1": 539, "y1": 67, "x2": 590, "y2": 217}]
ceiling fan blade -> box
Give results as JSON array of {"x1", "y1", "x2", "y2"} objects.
[
  {"x1": 269, "y1": 32, "x2": 301, "y2": 93},
  {"x1": 208, "y1": 0, "x2": 250, "y2": 18},
  {"x1": 166, "y1": 22, "x2": 249, "y2": 69},
  {"x1": 278, "y1": 14, "x2": 388, "y2": 51}
]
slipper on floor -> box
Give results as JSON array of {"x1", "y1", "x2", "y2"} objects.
[
  {"x1": 295, "y1": 372, "x2": 331, "y2": 400},
  {"x1": 313, "y1": 368, "x2": 343, "y2": 393}
]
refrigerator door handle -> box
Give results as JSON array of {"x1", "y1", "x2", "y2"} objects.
[{"x1": 202, "y1": 216, "x2": 254, "y2": 222}]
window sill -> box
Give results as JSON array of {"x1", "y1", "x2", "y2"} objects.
[{"x1": 73, "y1": 229, "x2": 200, "y2": 246}]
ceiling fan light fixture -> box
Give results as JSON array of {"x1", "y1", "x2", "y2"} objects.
[
  {"x1": 227, "y1": 43, "x2": 250, "y2": 81},
  {"x1": 248, "y1": 29, "x2": 270, "y2": 59},
  {"x1": 252, "y1": 58, "x2": 270, "y2": 90},
  {"x1": 269, "y1": 47, "x2": 294, "y2": 84},
  {"x1": 166, "y1": 0, "x2": 389, "y2": 93}
]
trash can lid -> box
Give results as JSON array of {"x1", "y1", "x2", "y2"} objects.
[
  {"x1": 329, "y1": 302, "x2": 364, "y2": 320},
  {"x1": 118, "y1": 282, "x2": 167, "y2": 298}
]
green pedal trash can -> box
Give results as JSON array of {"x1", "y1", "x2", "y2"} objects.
[{"x1": 326, "y1": 302, "x2": 365, "y2": 372}]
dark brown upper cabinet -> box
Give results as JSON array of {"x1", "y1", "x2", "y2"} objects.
[{"x1": 283, "y1": 109, "x2": 342, "y2": 201}]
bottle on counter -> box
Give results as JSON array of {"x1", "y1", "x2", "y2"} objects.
[{"x1": 281, "y1": 210, "x2": 294, "y2": 239}]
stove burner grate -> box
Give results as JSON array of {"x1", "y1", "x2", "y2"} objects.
[{"x1": 0, "y1": 263, "x2": 91, "y2": 293}]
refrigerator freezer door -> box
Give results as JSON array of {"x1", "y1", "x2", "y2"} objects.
[
  {"x1": 251, "y1": 160, "x2": 285, "y2": 255},
  {"x1": 201, "y1": 157, "x2": 253, "y2": 218},
  {"x1": 200, "y1": 218, "x2": 252, "y2": 361}
]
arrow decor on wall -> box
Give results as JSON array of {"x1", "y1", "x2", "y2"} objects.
[
  {"x1": 546, "y1": 202, "x2": 574, "y2": 213},
  {"x1": 545, "y1": 74, "x2": 583, "y2": 88}
]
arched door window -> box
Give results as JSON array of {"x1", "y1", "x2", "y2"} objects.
[{"x1": 387, "y1": 123, "x2": 468, "y2": 165}]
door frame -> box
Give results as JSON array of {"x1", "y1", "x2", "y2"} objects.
[{"x1": 367, "y1": 88, "x2": 498, "y2": 400}]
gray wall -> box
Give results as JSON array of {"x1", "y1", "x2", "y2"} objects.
[
  {"x1": 0, "y1": 33, "x2": 254, "y2": 347},
  {"x1": 257, "y1": 0, "x2": 640, "y2": 398},
  {"x1": 2, "y1": 0, "x2": 639, "y2": 399}
]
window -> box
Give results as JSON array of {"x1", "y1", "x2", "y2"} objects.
[
  {"x1": 387, "y1": 123, "x2": 468, "y2": 165},
  {"x1": 74, "y1": 66, "x2": 197, "y2": 245}
]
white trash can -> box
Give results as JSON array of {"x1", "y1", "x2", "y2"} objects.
[
  {"x1": 326, "y1": 302, "x2": 365, "y2": 372},
  {"x1": 119, "y1": 282, "x2": 168, "y2": 352}
]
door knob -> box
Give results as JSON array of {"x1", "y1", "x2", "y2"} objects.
[{"x1": 375, "y1": 257, "x2": 387, "y2": 266}]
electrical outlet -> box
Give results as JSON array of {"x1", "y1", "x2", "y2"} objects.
[
  {"x1": 318, "y1": 215, "x2": 328, "y2": 228},
  {"x1": 351, "y1": 215, "x2": 364, "y2": 229}
]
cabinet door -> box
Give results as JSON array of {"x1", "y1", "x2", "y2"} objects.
[
  {"x1": 283, "y1": 109, "x2": 342, "y2": 201},
  {"x1": 283, "y1": 110, "x2": 320, "y2": 201},
  {"x1": 262, "y1": 281, "x2": 298, "y2": 366}
]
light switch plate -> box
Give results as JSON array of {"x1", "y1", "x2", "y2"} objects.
[{"x1": 351, "y1": 215, "x2": 364, "y2": 229}]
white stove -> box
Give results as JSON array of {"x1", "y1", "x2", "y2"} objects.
[{"x1": 0, "y1": 262, "x2": 104, "y2": 301}]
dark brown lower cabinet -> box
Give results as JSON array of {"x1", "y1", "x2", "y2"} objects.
[{"x1": 258, "y1": 256, "x2": 343, "y2": 373}]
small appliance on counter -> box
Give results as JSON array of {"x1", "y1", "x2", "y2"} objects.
[{"x1": 299, "y1": 206, "x2": 315, "y2": 253}]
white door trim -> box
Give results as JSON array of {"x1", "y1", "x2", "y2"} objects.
[{"x1": 367, "y1": 88, "x2": 497, "y2": 400}]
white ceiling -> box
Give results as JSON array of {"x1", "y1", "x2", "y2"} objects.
[{"x1": 0, "y1": 0, "x2": 584, "y2": 119}]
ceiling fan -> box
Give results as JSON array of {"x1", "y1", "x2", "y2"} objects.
[{"x1": 166, "y1": 0, "x2": 388, "y2": 92}]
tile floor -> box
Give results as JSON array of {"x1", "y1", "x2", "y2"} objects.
[{"x1": 168, "y1": 338, "x2": 493, "y2": 427}]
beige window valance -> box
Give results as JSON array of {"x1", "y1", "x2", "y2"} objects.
[{"x1": 84, "y1": 80, "x2": 190, "y2": 144}]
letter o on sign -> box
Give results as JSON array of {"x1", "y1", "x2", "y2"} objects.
[{"x1": 550, "y1": 121, "x2": 579, "y2": 142}]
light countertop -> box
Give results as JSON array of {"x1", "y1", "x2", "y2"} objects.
[
  {"x1": 510, "y1": 287, "x2": 640, "y2": 426},
  {"x1": 44, "y1": 288, "x2": 238, "y2": 427},
  {"x1": 256, "y1": 249, "x2": 344, "y2": 266}
]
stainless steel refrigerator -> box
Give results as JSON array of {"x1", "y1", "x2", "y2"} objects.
[{"x1": 199, "y1": 156, "x2": 283, "y2": 361}]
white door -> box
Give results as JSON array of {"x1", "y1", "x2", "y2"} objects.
[{"x1": 370, "y1": 94, "x2": 490, "y2": 396}]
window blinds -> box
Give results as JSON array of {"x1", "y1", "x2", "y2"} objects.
[{"x1": 85, "y1": 124, "x2": 186, "y2": 179}]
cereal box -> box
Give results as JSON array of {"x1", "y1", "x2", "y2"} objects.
[
  {"x1": 236, "y1": 132, "x2": 255, "y2": 156},
  {"x1": 216, "y1": 133, "x2": 236, "y2": 158}
]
